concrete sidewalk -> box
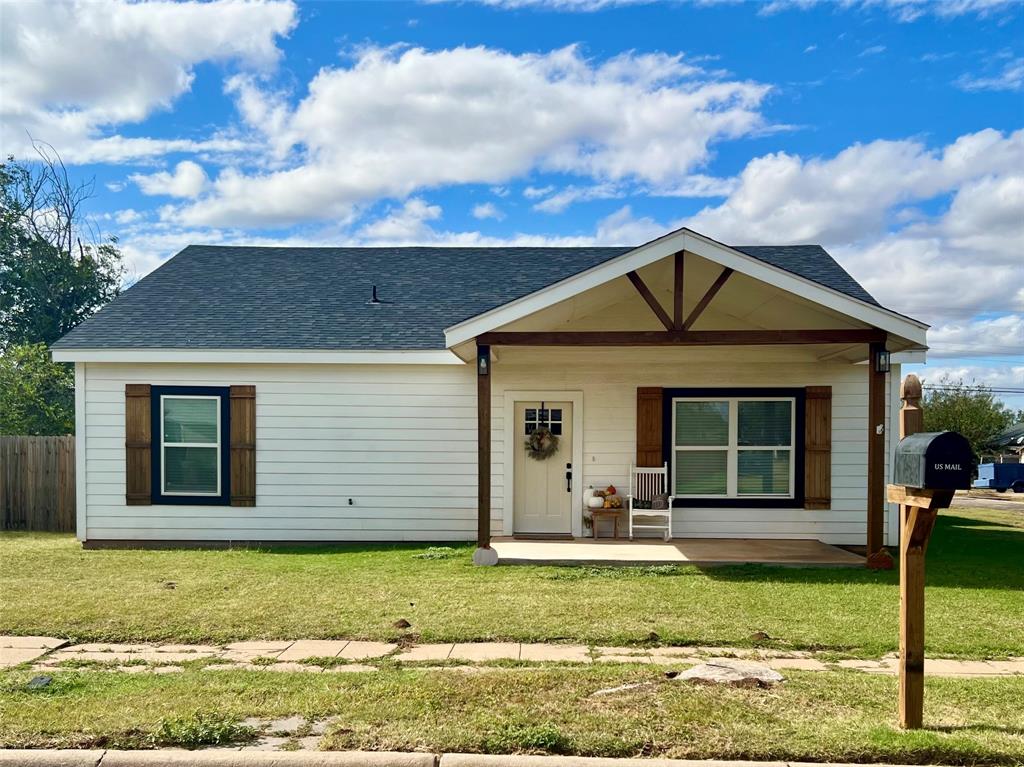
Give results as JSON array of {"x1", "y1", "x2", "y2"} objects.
[
  {"x1": 4, "y1": 636, "x2": 1022, "y2": 678},
  {"x1": 0, "y1": 751, "x2": 944, "y2": 767}
]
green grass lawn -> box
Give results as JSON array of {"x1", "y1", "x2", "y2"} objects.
[
  {"x1": 1, "y1": 507, "x2": 1021, "y2": 658},
  {"x1": 1, "y1": 666, "x2": 1022, "y2": 763}
]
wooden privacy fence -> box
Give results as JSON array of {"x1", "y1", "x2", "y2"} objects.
[{"x1": 0, "y1": 435, "x2": 76, "y2": 532}]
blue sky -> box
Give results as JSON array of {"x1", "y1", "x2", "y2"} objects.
[{"x1": 1, "y1": 0, "x2": 1021, "y2": 407}]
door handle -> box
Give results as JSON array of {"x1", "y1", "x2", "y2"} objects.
[{"x1": 566, "y1": 463, "x2": 572, "y2": 493}]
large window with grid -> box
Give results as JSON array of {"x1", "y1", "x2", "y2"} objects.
[{"x1": 671, "y1": 397, "x2": 795, "y2": 499}]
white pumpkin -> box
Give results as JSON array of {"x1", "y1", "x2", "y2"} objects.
[{"x1": 587, "y1": 496, "x2": 605, "y2": 509}]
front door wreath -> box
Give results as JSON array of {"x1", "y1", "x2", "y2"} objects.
[{"x1": 525, "y1": 427, "x2": 560, "y2": 460}]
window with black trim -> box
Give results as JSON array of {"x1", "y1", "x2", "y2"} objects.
[
  {"x1": 151, "y1": 386, "x2": 230, "y2": 505},
  {"x1": 662, "y1": 388, "x2": 805, "y2": 508}
]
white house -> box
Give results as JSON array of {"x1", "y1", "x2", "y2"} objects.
[{"x1": 52, "y1": 226, "x2": 928, "y2": 561}]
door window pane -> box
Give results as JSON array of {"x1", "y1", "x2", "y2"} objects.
[
  {"x1": 164, "y1": 446, "x2": 218, "y2": 494},
  {"x1": 164, "y1": 398, "x2": 218, "y2": 443},
  {"x1": 738, "y1": 400, "x2": 791, "y2": 446},
  {"x1": 674, "y1": 450, "x2": 727, "y2": 495},
  {"x1": 738, "y1": 449, "x2": 790, "y2": 495},
  {"x1": 675, "y1": 401, "x2": 728, "y2": 446}
]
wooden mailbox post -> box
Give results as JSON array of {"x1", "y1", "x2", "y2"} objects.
[{"x1": 887, "y1": 374, "x2": 972, "y2": 729}]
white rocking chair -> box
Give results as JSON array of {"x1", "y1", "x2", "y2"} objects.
[{"x1": 628, "y1": 463, "x2": 675, "y2": 541}]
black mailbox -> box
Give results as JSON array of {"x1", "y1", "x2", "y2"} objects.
[{"x1": 893, "y1": 431, "x2": 972, "y2": 490}]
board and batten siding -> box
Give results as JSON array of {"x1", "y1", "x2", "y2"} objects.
[{"x1": 78, "y1": 353, "x2": 896, "y2": 546}]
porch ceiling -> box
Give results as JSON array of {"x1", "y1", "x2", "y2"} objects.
[{"x1": 451, "y1": 250, "x2": 914, "y2": 363}]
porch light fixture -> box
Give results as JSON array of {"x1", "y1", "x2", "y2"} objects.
[
  {"x1": 477, "y1": 346, "x2": 490, "y2": 375},
  {"x1": 874, "y1": 348, "x2": 891, "y2": 374}
]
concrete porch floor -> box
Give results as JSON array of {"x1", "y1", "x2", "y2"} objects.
[{"x1": 491, "y1": 537, "x2": 866, "y2": 567}]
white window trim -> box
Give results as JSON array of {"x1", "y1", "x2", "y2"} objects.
[
  {"x1": 160, "y1": 394, "x2": 221, "y2": 497},
  {"x1": 671, "y1": 396, "x2": 796, "y2": 500}
]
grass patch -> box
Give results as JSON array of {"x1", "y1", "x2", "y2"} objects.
[
  {"x1": 248, "y1": 656, "x2": 278, "y2": 667},
  {"x1": 1, "y1": 507, "x2": 1022, "y2": 658},
  {"x1": 413, "y1": 547, "x2": 460, "y2": 560},
  {"x1": 0, "y1": 666, "x2": 1021, "y2": 763},
  {"x1": 541, "y1": 564, "x2": 687, "y2": 580},
  {"x1": 151, "y1": 711, "x2": 254, "y2": 749},
  {"x1": 56, "y1": 658, "x2": 148, "y2": 670},
  {"x1": 297, "y1": 656, "x2": 355, "y2": 668},
  {"x1": 485, "y1": 722, "x2": 574, "y2": 754}
]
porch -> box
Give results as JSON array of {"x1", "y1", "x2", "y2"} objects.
[
  {"x1": 447, "y1": 230, "x2": 928, "y2": 566},
  {"x1": 492, "y1": 536, "x2": 865, "y2": 567}
]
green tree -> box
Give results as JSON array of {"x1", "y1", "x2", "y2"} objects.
[
  {"x1": 0, "y1": 342, "x2": 74, "y2": 435},
  {"x1": 0, "y1": 144, "x2": 126, "y2": 435},
  {"x1": 922, "y1": 377, "x2": 1017, "y2": 460},
  {"x1": 1, "y1": 144, "x2": 125, "y2": 348}
]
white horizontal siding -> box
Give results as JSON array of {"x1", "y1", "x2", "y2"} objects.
[
  {"x1": 82, "y1": 362, "x2": 482, "y2": 542},
  {"x1": 80, "y1": 352, "x2": 888, "y2": 546},
  {"x1": 492, "y1": 349, "x2": 887, "y2": 546}
]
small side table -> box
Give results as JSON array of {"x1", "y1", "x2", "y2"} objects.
[{"x1": 590, "y1": 509, "x2": 623, "y2": 539}]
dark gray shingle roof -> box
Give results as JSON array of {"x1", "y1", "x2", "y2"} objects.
[
  {"x1": 53, "y1": 242, "x2": 881, "y2": 351},
  {"x1": 731, "y1": 245, "x2": 880, "y2": 307}
]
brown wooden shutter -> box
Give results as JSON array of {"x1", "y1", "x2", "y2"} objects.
[
  {"x1": 804, "y1": 386, "x2": 832, "y2": 509},
  {"x1": 125, "y1": 384, "x2": 152, "y2": 505},
  {"x1": 636, "y1": 387, "x2": 663, "y2": 467},
  {"x1": 230, "y1": 385, "x2": 256, "y2": 507}
]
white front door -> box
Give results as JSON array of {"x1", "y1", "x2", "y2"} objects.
[{"x1": 513, "y1": 401, "x2": 573, "y2": 535}]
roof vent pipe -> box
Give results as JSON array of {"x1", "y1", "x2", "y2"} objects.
[{"x1": 367, "y1": 285, "x2": 382, "y2": 305}]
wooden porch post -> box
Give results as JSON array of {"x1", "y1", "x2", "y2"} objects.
[
  {"x1": 473, "y1": 343, "x2": 497, "y2": 565},
  {"x1": 897, "y1": 373, "x2": 925, "y2": 728},
  {"x1": 866, "y1": 340, "x2": 889, "y2": 565}
]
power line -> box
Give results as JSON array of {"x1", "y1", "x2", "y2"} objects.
[{"x1": 922, "y1": 386, "x2": 1024, "y2": 394}]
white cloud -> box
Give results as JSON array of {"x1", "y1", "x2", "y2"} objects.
[
  {"x1": 928, "y1": 315, "x2": 1024, "y2": 358},
  {"x1": 532, "y1": 183, "x2": 621, "y2": 213},
  {"x1": 116, "y1": 199, "x2": 656, "y2": 279},
  {"x1": 470, "y1": 0, "x2": 1020, "y2": 19},
  {"x1": 653, "y1": 174, "x2": 738, "y2": 198},
  {"x1": 0, "y1": 0, "x2": 296, "y2": 163},
  {"x1": 956, "y1": 57, "x2": 1024, "y2": 93},
  {"x1": 170, "y1": 44, "x2": 769, "y2": 227},
  {"x1": 686, "y1": 129, "x2": 1024, "y2": 245},
  {"x1": 131, "y1": 161, "x2": 209, "y2": 198},
  {"x1": 580, "y1": 129, "x2": 1023, "y2": 329},
  {"x1": 533, "y1": 174, "x2": 735, "y2": 214},
  {"x1": 352, "y1": 197, "x2": 602, "y2": 247},
  {"x1": 804, "y1": 45, "x2": 818, "y2": 53},
  {"x1": 524, "y1": 185, "x2": 555, "y2": 199},
  {"x1": 593, "y1": 205, "x2": 665, "y2": 244},
  {"x1": 472, "y1": 202, "x2": 506, "y2": 220},
  {"x1": 113, "y1": 209, "x2": 143, "y2": 225},
  {"x1": 859, "y1": 45, "x2": 887, "y2": 57},
  {"x1": 358, "y1": 198, "x2": 443, "y2": 242},
  {"x1": 909, "y1": 364, "x2": 1024, "y2": 390}
]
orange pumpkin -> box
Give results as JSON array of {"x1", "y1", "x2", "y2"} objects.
[{"x1": 605, "y1": 484, "x2": 617, "y2": 496}]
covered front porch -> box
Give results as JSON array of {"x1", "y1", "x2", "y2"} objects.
[
  {"x1": 492, "y1": 536, "x2": 866, "y2": 567},
  {"x1": 445, "y1": 229, "x2": 928, "y2": 566}
]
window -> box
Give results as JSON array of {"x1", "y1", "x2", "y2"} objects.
[
  {"x1": 524, "y1": 406, "x2": 563, "y2": 436},
  {"x1": 151, "y1": 386, "x2": 230, "y2": 505},
  {"x1": 672, "y1": 396, "x2": 795, "y2": 499}
]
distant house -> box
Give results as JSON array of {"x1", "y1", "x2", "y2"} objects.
[{"x1": 52, "y1": 226, "x2": 927, "y2": 558}]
